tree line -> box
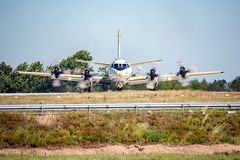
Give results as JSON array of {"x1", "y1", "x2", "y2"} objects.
[{"x1": 0, "y1": 50, "x2": 240, "y2": 93}]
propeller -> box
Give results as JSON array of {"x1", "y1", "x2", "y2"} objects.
[
  {"x1": 176, "y1": 59, "x2": 190, "y2": 79},
  {"x1": 77, "y1": 69, "x2": 93, "y2": 92},
  {"x1": 51, "y1": 66, "x2": 63, "y2": 87},
  {"x1": 146, "y1": 66, "x2": 159, "y2": 90},
  {"x1": 146, "y1": 68, "x2": 158, "y2": 90},
  {"x1": 82, "y1": 69, "x2": 92, "y2": 80},
  {"x1": 44, "y1": 60, "x2": 63, "y2": 87},
  {"x1": 134, "y1": 66, "x2": 145, "y2": 76},
  {"x1": 148, "y1": 68, "x2": 158, "y2": 80}
]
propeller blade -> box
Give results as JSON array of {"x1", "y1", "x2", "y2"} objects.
[
  {"x1": 78, "y1": 80, "x2": 91, "y2": 89},
  {"x1": 177, "y1": 59, "x2": 184, "y2": 67},
  {"x1": 72, "y1": 68, "x2": 82, "y2": 74},
  {"x1": 136, "y1": 66, "x2": 146, "y2": 76},
  {"x1": 150, "y1": 62, "x2": 159, "y2": 71},
  {"x1": 53, "y1": 59, "x2": 61, "y2": 66},
  {"x1": 181, "y1": 81, "x2": 190, "y2": 87},
  {"x1": 52, "y1": 79, "x2": 61, "y2": 87},
  {"x1": 63, "y1": 69, "x2": 71, "y2": 74},
  {"x1": 191, "y1": 65, "x2": 197, "y2": 73}
]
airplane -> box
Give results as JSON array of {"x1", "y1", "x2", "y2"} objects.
[{"x1": 17, "y1": 30, "x2": 224, "y2": 92}]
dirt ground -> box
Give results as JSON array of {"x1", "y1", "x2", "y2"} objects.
[{"x1": 0, "y1": 144, "x2": 240, "y2": 156}]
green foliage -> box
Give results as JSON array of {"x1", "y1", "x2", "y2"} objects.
[
  {"x1": 60, "y1": 50, "x2": 92, "y2": 70},
  {"x1": 1, "y1": 111, "x2": 240, "y2": 147},
  {"x1": 189, "y1": 80, "x2": 206, "y2": 90},
  {"x1": 206, "y1": 80, "x2": 227, "y2": 91},
  {"x1": 0, "y1": 50, "x2": 93, "y2": 93},
  {"x1": 157, "y1": 80, "x2": 183, "y2": 90},
  {"x1": 0, "y1": 62, "x2": 13, "y2": 93},
  {"x1": 229, "y1": 76, "x2": 240, "y2": 91},
  {"x1": 0, "y1": 73, "x2": 13, "y2": 93},
  {"x1": 0, "y1": 62, "x2": 12, "y2": 74},
  {"x1": 144, "y1": 130, "x2": 169, "y2": 142}
]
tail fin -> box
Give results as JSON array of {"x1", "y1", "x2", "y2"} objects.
[{"x1": 117, "y1": 30, "x2": 121, "y2": 59}]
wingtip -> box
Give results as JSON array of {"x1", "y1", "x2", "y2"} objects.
[{"x1": 221, "y1": 71, "x2": 224, "y2": 74}]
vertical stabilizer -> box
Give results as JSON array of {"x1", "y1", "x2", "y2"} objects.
[{"x1": 117, "y1": 30, "x2": 121, "y2": 59}]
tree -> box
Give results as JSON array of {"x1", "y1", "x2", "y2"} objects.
[
  {"x1": 12, "y1": 61, "x2": 52, "y2": 93},
  {"x1": 0, "y1": 62, "x2": 12, "y2": 75},
  {"x1": 11, "y1": 62, "x2": 30, "y2": 92},
  {"x1": 206, "y1": 80, "x2": 227, "y2": 91},
  {"x1": 189, "y1": 80, "x2": 205, "y2": 90},
  {"x1": 229, "y1": 76, "x2": 240, "y2": 91},
  {"x1": 0, "y1": 62, "x2": 13, "y2": 93},
  {"x1": 0, "y1": 73, "x2": 13, "y2": 93},
  {"x1": 58, "y1": 50, "x2": 93, "y2": 92},
  {"x1": 60, "y1": 50, "x2": 92, "y2": 71},
  {"x1": 157, "y1": 80, "x2": 183, "y2": 90}
]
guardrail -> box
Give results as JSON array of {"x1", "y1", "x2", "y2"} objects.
[{"x1": 0, "y1": 103, "x2": 240, "y2": 112}]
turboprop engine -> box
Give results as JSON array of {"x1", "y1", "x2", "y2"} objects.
[
  {"x1": 77, "y1": 69, "x2": 93, "y2": 92},
  {"x1": 146, "y1": 68, "x2": 158, "y2": 90}
]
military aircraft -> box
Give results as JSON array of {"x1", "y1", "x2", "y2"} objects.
[{"x1": 17, "y1": 30, "x2": 223, "y2": 91}]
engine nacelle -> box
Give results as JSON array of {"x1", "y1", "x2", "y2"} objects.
[
  {"x1": 177, "y1": 66, "x2": 190, "y2": 79},
  {"x1": 52, "y1": 79, "x2": 61, "y2": 87},
  {"x1": 51, "y1": 66, "x2": 63, "y2": 79}
]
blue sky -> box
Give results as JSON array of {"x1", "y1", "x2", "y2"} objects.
[{"x1": 0, "y1": 0, "x2": 240, "y2": 81}]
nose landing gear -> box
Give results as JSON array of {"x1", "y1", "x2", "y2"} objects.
[{"x1": 116, "y1": 82, "x2": 124, "y2": 91}]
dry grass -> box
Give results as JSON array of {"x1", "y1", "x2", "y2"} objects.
[{"x1": 0, "y1": 90, "x2": 240, "y2": 105}]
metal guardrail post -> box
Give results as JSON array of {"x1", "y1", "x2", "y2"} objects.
[
  {"x1": 181, "y1": 104, "x2": 184, "y2": 111},
  {"x1": 228, "y1": 104, "x2": 231, "y2": 110},
  {"x1": 88, "y1": 105, "x2": 90, "y2": 113},
  {"x1": 41, "y1": 105, "x2": 43, "y2": 115}
]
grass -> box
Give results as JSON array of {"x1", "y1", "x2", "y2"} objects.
[
  {"x1": 0, "y1": 153, "x2": 240, "y2": 160},
  {"x1": 0, "y1": 109, "x2": 240, "y2": 147},
  {"x1": 0, "y1": 90, "x2": 240, "y2": 104}
]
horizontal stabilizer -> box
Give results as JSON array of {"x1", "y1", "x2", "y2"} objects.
[
  {"x1": 76, "y1": 59, "x2": 110, "y2": 66},
  {"x1": 130, "y1": 60, "x2": 162, "y2": 66}
]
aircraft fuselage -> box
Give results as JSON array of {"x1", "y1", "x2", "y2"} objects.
[{"x1": 106, "y1": 58, "x2": 132, "y2": 89}]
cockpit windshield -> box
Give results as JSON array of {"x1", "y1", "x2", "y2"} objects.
[{"x1": 112, "y1": 63, "x2": 130, "y2": 71}]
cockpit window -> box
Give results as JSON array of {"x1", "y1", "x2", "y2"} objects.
[{"x1": 112, "y1": 63, "x2": 129, "y2": 71}]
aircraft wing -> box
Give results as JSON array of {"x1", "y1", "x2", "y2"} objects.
[
  {"x1": 76, "y1": 59, "x2": 110, "y2": 66},
  {"x1": 156, "y1": 71, "x2": 224, "y2": 82},
  {"x1": 59, "y1": 74, "x2": 84, "y2": 81},
  {"x1": 130, "y1": 60, "x2": 162, "y2": 66},
  {"x1": 128, "y1": 76, "x2": 148, "y2": 85},
  {"x1": 17, "y1": 71, "x2": 85, "y2": 81},
  {"x1": 128, "y1": 70, "x2": 223, "y2": 85},
  {"x1": 16, "y1": 71, "x2": 52, "y2": 77},
  {"x1": 186, "y1": 71, "x2": 224, "y2": 77}
]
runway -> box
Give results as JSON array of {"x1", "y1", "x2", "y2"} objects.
[{"x1": 0, "y1": 102, "x2": 240, "y2": 112}]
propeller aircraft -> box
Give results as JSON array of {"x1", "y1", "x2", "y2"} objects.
[{"x1": 17, "y1": 30, "x2": 223, "y2": 92}]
